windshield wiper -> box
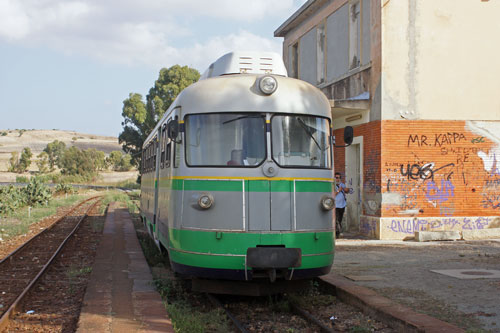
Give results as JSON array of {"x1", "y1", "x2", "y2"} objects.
[
  {"x1": 223, "y1": 115, "x2": 263, "y2": 124},
  {"x1": 297, "y1": 117, "x2": 322, "y2": 150}
]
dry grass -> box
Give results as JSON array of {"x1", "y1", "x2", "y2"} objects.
[
  {"x1": 0, "y1": 129, "x2": 138, "y2": 183},
  {"x1": 0, "y1": 129, "x2": 122, "y2": 172}
]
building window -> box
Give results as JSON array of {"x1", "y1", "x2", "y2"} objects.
[
  {"x1": 290, "y1": 42, "x2": 299, "y2": 78},
  {"x1": 349, "y1": 1, "x2": 361, "y2": 70},
  {"x1": 317, "y1": 22, "x2": 326, "y2": 84}
]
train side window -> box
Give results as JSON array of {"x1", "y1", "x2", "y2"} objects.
[
  {"x1": 173, "y1": 116, "x2": 180, "y2": 168},
  {"x1": 153, "y1": 139, "x2": 157, "y2": 171},
  {"x1": 148, "y1": 144, "x2": 151, "y2": 172},
  {"x1": 160, "y1": 125, "x2": 167, "y2": 169},
  {"x1": 165, "y1": 141, "x2": 171, "y2": 168}
]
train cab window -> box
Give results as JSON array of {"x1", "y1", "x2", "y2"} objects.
[
  {"x1": 184, "y1": 113, "x2": 266, "y2": 167},
  {"x1": 271, "y1": 115, "x2": 331, "y2": 169}
]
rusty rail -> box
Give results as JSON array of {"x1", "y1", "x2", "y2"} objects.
[{"x1": 0, "y1": 197, "x2": 101, "y2": 331}]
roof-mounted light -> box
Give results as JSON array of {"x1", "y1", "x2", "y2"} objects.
[{"x1": 258, "y1": 75, "x2": 278, "y2": 95}]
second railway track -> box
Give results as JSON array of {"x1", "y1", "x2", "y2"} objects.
[{"x1": 0, "y1": 197, "x2": 101, "y2": 331}]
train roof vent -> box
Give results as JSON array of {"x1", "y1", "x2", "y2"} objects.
[{"x1": 200, "y1": 51, "x2": 288, "y2": 80}]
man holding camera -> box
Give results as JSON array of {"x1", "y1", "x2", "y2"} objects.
[{"x1": 335, "y1": 172, "x2": 350, "y2": 238}]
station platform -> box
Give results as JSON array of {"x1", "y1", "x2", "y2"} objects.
[{"x1": 77, "y1": 202, "x2": 173, "y2": 333}]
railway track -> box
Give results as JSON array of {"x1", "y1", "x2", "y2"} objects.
[
  {"x1": 0, "y1": 197, "x2": 101, "y2": 331},
  {"x1": 207, "y1": 292, "x2": 337, "y2": 333}
]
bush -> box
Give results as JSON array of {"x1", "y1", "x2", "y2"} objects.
[
  {"x1": 16, "y1": 176, "x2": 29, "y2": 183},
  {"x1": 54, "y1": 183, "x2": 74, "y2": 195},
  {"x1": 0, "y1": 185, "x2": 26, "y2": 215},
  {"x1": 24, "y1": 177, "x2": 52, "y2": 206}
]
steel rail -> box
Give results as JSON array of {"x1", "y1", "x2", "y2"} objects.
[
  {"x1": 0, "y1": 197, "x2": 101, "y2": 332},
  {"x1": 289, "y1": 302, "x2": 335, "y2": 333},
  {"x1": 206, "y1": 293, "x2": 249, "y2": 333},
  {"x1": 0, "y1": 196, "x2": 99, "y2": 265}
]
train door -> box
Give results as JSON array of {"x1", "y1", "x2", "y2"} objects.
[
  {"x1": 247, "y1": 177, "x2": 292, "y2": 231},
  {"x1": 345, "y1": 137, "x2": 362, "y2": 231},
  {"x1": 247, "y1": 173, "x2": 292, "y2": 231}
]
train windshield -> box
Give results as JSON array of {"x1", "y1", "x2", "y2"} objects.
[
  {"x1": 271, "y1": 115, "x2": 331, "y2": 169},
  {"x1": 185, "y1": 113, "x2": 266, "y2": 167}
]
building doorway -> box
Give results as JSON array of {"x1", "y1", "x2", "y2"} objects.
[{"x1": 345, "y1": 138, "x2": 362, "y2": 231}]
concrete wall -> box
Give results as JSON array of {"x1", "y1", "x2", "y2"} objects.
[
  {"x1": 381, "y1": 0, "x2": 500, "y2": 121},
  {"x1": 361, "y1": 0, "x2": 371, "y2": 66},
  {"x1": 299, "y1": 28, "x2": 317, "y2": 85}
]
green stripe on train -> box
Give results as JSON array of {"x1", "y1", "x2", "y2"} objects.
[
  {"x1": 168, "y1": 250, "x2": 333, "y2": 270},
  {"x1": 158, "y1": 179, "x2": 333, "y2": 192},
  {"x1": 166, "y1": 228, "x2": 334, "y2": 270}
]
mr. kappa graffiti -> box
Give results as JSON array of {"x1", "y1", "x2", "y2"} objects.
[{"x1": 408, "y1": 132, "x2": 467, "y2": 147}]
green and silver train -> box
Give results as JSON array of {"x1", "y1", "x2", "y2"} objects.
[{"x1": 140, "y1": 52, "x2": 352, "y2": 283}]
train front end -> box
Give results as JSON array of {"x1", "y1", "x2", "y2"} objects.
[{"x1": 162, "y1": 52, "x2": 338, "y2": 283}]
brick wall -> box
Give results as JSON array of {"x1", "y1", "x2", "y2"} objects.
[
  {"x1": 381, "y1": 120, "x2": 500, "y2": 218},
  {"x1": 336, "y1": 119, "x2": 500, "y2": 239},
  {"x1": 334, "y1": 120, "x2": 381, "y2": 216}
]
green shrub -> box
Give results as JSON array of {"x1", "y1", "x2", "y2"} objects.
[
  {"x1": 0, "y1": 185, "x2": 26, "y2": 215},
  {"x1": 1, "y1": 131, "x2": 7, "y2": 136},
  {"x1": 23, "y1": 177, "x2": 52, "y2": 206},
  {"x1": 54, "y1": 183, "x2": 74, "y2": 194},
  {"x1": 16, "y1": 176, "x2": 29, "y2": 183}
]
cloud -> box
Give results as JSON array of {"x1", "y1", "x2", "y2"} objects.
[
  {"x1": 0, "y1": 0, "x2": 301, "y2": 70},
  {"x1": 182, "y1": 31, "x2": 282, "y2": 70},
  {"x1": 160, "y1": 0, "x2": 296, "y2": 22},
  {"x1": 0, "y1": 0, "x2": 31, "y2": 39}
]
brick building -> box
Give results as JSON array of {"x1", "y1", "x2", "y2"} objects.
[{"x1": 275, "y1": 0, "x2": 500, "y2": 239}]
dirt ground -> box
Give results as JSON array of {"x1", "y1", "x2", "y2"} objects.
[{"x1": 333, "y1": 236, "x2": 500, "y2": 331}]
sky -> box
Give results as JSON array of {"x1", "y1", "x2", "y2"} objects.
[{"x1": 0, "y1": 0, "x2": 306, "y2": 137}]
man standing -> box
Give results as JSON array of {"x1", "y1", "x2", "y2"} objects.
[{"x1": 335, "y1": 172, "x2": 350, "y2": 238}]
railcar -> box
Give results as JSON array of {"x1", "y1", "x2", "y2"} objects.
[{"x1": 140, "y1": 52, "x2": 352, "y2": 286}]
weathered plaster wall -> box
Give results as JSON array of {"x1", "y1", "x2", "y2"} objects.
[
  {"x1": 361, "y1": 0, "x2": 371, "y2": 66},
  {"x1": 381, "y1": 0, "x2": 500, "y2": 121}
]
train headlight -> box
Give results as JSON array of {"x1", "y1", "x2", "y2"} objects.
[
  {"x1": 198, "y1": 194, "x2": 214, "y2": 209},
  {"x1": 320, "y1": 195, "x2": 335, "y2": 211},
  {"x1": 258, "y1": 75, "x2": 278, "y2": 95}
]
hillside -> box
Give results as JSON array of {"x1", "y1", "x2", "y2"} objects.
[{"x1": 0, "y1": 129, "x2": 137, "y2": 183}]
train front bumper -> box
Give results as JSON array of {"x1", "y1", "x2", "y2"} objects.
[{"x1": 246, "y1": 247, "x2": 301, "y2": 269}]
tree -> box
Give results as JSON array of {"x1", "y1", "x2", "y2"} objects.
[
  {"x1": 18, "y1": 148, "x2": 32, "y2": 173},
  {"x1": 36, "y1": 151, "x2": 49, "y2": 174},
  {"x1": 107, "y1": 150, "x2": 123, "y2": 171},
  {"x1": 119, "y1": 153, "x2": 133, "y2": 171},
  {"x1": 43, "y1": 140, "x2": 66, "y2": 171},
  {"x1": 119, "y1": 65, "x2": 200, "y2": 167},
  {"x1": 86, "y1": 149, "x2": 106, "y2": 171},
  {"x1": 58, "y1": 146, "x2": 96, "y2": 176},
  {"x1": 8, "y1": 152, "x2": 19, "y2": 172}
]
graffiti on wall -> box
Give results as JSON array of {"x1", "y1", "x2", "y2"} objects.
[
  {"x1": 385, "y1": 216, "x2": 493, "y2": 235},
  {"x1": 382, "y1": 121, "x2": 500, "y2": 220}
]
